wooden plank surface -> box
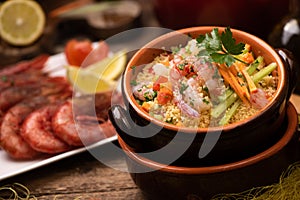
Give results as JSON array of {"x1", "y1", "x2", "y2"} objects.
[{"x1": 0, "y1": 143, "x2": 146, "y2": 200}]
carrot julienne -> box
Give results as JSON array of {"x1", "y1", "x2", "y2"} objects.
[{"x1": 218, "y1": 64, "x2": 250, "y2": 105}]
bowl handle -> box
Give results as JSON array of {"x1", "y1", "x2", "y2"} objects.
[
  {"x1": 108, "y1": 105, "x2": 143, "y2": 147},
  {"x1": 275, "y1": 48, "x2": 298, "y2": 100}
]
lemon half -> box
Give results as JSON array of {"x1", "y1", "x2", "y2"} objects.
[{"x1": 0, "y1": 0, "x2": 46, "y2": 46}]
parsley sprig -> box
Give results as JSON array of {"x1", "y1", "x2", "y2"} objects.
[{"x1": 196, "y1": 27, "x2": 246, "y2": 67}]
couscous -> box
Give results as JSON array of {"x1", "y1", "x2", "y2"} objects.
[{"x1": 130, "y1": 28, "x2": 278, "y2": 128}]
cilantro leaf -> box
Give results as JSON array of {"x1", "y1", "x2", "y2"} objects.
[
  {"x1": 205, "y1": 28, "x2": 222, "y2": 53},
  {"x1": 196, "y1": 27, "x2": 246, "y2": 67},
  {"x1": 210, "y1": 53, "x2": 236, "y2": 66},
  {"x1": 196, "y1": 35, "x2": 205, "y2": 43},
  {"x1": 221, "y1": 27, "x2": 245, "y2": 55}
]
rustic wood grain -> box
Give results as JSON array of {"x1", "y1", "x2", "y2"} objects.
[{"x1": 0, "y1": 144, "x2": 146, "y2": 200}]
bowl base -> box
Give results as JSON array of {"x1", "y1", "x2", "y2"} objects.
[{"x1": 121, "y1": 103, "x2": 300, "y2": 200}]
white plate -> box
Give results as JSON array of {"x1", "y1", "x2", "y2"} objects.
[
  {"x1": 0, "y1": 52, "x2": 118, "y2": 181},
  {"x1": 0, "y1": 135, "x2": 117, "y2": 181}
]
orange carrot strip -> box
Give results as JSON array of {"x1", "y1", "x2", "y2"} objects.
[
  {"x1": 227, "y1": 70, "x2": 250, "y2": 105},
  {"x1": 242, "y1": 69, "x2": 258, "y2": 94},
  {"x1": 228, "y1": 65, "x2": 238, "y2": 76},
  {"x1": 242, "y1": 52, "x2": 255, "y2": 64},
  {"x1": 232, "y1": 63, "x2": 250, "y2": 100},
  {"x1": 218, "y1": 65, "x2": 249, "y2": 105}
]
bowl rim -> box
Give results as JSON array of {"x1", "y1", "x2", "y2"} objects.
[
  {"x1": 123, "y1": 26, "x2": 287, "y2": 133},
  {"x1": 118, "y1": 102, "x2": 298, "y2": 174}
]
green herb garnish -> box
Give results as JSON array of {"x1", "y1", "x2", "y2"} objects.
[
  {"x1": 203, "y1": 98, "x2": 210, "y2": 105},
  {"x1": 196, "y1": 27, "x2": 245, "y2": 66},
  {"x1": 130, "y1": 66, "x2": 136, "y2": 75},
  {"x1": 179, "y1": 82, "x2": 188, "y2": 94},
  {"x1": 130, "y1": 80, "x2": 137, "y2": 86},
  {"x1": 143, "y1": 90, "x2": 157, "y2": 101},
  {"x1": 178, "y1": 63, "x2": 185, "y2": 70}
]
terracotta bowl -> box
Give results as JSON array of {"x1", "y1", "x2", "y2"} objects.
[
  {"x1": 109, "y1": 26, "x2": 297, "y2": 166},
  {"x1": 119, "y1": 103, "x2": 300, "y2": 200}
]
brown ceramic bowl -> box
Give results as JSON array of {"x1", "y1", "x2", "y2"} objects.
[
  {"x1": 109, "y1": 26, "x2": 297, "y2": 166},
  {"x1": 119, "y1": 103, "x2": 300, "y2": 200}
]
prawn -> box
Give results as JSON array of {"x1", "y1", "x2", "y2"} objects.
[
  {"x1": 184, "y1": 77, "x2": 211, "y2": 111},
  {"x1": 0, "y1": 54, "x2": 49, "y2": 76},
  {"x1": 0, "y1": 76, "x2": 71, "y2": 113},
  {"x1": 95, "y1": 91, "x2": 122, "y2": 119},
  {"x1": 0, "y1": 98, "x2": 46, "y2": 159},
  {"x1": 193, "y1": 59, "x2": 225, "y2": 99},
  {"x1": 0, "y1": 84, "x2": 42, "y2": 112},
  {"x1": 0, "y1": 70, "x2": 46, "y2": 92},
  {"x1": 169, "y1": 64, "x2": 206, "y2": 118},
  {"x1": 249, "y1": 88, "x2": 269, "y2": 109},
  {"x1": 52, "y1": 99, "x2": 116, "y2": 147},
  {"x1": 21, "y1": 104, "x2": 71, "y2": 154},
  {"x1": 0, "y1": 91, "x2": 72, "y2": 159},
  {"x1": 75, "y1": 116, "x2": 116, "y2": 145},
  {"x1": 72, "y1": 91, "x2": 121, "y2": 120}
]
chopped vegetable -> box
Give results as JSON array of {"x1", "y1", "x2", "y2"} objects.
[
  {"x1": 153, "y1": 75, "x2": 168, "y2": 91},
  {"x1": 212, "y1": 92, "x2": 238, "y2": 118},
  {"x1": 142, "y1": 102, "x2": 151, "y2": 112},
  {"x1": 231, "y1": 63, "x2": 250, "y2": 100},
  {"x1": 219, "y1": 99, "x2": 241, "y2": 125},
  {"x1": 240, "y1": 51, "x2": 255, "y2": 64},
  {"x1": 143, "y1": 90, "x2": 157, "y2": 101},
  {"x1": 247, "y1": 56, "x2": 264, "y2": 75},
  {"x1": 218, "y1": 88, "x2": 234, "y2": 102},
  {"x1": 157, "y1": 87, "x2": 173, "y2": 105},
  {"x1": 242, "y1": 68, "x2": 257, "y2": 93},
  {"x1": 218, "y1": 64, "x2": 249, "y2": 105},
  {"x1": 252, "y1": 62, "x2": 277, "y2": 83}
]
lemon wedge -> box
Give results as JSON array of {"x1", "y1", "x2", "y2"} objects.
[
  {"x1": 65, "y1": 50, "x2": 127, "y2": 93},
  {"x1": 87, "y1": 50, "x2": 127, "y2": 80},
  {"x1": 0, "y1": 0, "x2": 46, "y2": 46},
  {"x1": 66, "y1": 50, "x2": 127, "y2": 93},
  {"x1": 66, "y1": 65, "x2": 117, "y2": 94}
]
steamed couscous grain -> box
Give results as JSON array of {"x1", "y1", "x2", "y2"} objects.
[{"x1": 131, "y1": 28, "x2": 278, "y2": 128}]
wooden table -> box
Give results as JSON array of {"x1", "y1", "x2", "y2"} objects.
[
  {"x1": 0, "y1": 141, "x2": 146, "y2": 200},
  {"x1": 0, "y1": 95, "x2": 298, "y2": 200}
]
